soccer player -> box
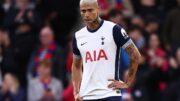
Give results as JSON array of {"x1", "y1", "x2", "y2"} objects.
[{"x1": 72, "y1": 0, "x2": 141, "y2": 101}]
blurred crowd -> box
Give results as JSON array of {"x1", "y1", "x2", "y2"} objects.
[{"x1": 0, "y1": 0, "x2": 180, "y2": 101}]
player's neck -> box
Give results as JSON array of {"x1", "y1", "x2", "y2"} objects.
[{"x1": 87, "y1": 18, "x2": 102, "y2": 30}]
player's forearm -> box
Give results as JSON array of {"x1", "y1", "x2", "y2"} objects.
[
  {"x1": 72, "y1": 57, "x2": 82, "y2": 95},
  {"x1": 72, "y1": 65, "x2": 82, "y2": 95},
  {"x1": 125, "y1": 43, "x2": 141, "y2": 87},
  {"x1": 126, "y1": 59, "x2": 139, "y2": 87}
]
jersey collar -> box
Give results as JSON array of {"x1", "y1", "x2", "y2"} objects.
[{"x1": 87, "y1": 20, "x2": 104, "y2": 33}]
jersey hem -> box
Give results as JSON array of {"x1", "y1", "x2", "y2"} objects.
[{"x1": 82, "y1": 91, "x2": 122, "y2": 100}]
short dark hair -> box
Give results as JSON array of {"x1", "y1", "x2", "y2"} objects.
[
  {"x1": 128, "y1": 25, "x2": 142, "y2": 32},
  {"x1": 145, "y1": 15, "x2": 159, "y2": 25},
  {"x1": 108, "y1": 9, "x2": 122, "y2": 18}
]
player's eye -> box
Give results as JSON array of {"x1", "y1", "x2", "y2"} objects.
[
  {"x1": 81, "y1": 10, "x2": 86, "y2": 13},
  {"x1": 87, "y1": 9, "x2": 93, "y2": 12}
]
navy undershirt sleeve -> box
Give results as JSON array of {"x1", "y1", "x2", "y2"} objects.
[
  {"x1": 72, "y1": 34, "x2": 81, "y2": 56},
  {"x1": 112, "y1": 25, "x2": 130, "y2": 47}
]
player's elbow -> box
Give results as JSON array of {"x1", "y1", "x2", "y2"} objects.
[
  {"x1": 136, "y1": 52, "x2": 141, "y2": 64},
  {"x1": 72, "y1": 64, "x2": 77, "y2": 71},
  {"x1": 137, "y1": 53, "x2": 141, "y2": 64},
  {"x1": 131, "y1": 52, "x2": 141, "y2": 64},
  {"x1": 72, "y1": 63, "x2": 81, "y2": 71}
]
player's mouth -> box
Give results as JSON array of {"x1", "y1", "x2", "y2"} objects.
[{"x1": 84, "y1": 19, "x2": 92, "y2": 22}]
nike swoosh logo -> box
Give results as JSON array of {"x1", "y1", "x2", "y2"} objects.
[{"x1": 81, "y1": 42, "x2": 87, "y2": 46}]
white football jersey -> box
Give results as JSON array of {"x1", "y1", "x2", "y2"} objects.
[{"x1": 73, "y1": 20, "x2": 133, "y2": 100}]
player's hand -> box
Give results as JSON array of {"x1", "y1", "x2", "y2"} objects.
[
  {"x1": 108, "y1": 79, "x2": 129, "y2": 90},
  {"x1": 74, "y1": 93, "x2": 83, "y2": 101}
]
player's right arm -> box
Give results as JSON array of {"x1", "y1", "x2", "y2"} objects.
[
  {"x1": 72, "y1": 34, "x2": 83, "y2": 101},
  {"x1": 72, "y1": 56, "x2": 83, "y2": 100}
]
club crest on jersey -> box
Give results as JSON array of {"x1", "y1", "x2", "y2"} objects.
[
  {"x1": 85, "y1": 49, "x2": 108, "y2": 63},
  {"x1": 101, "y1": 36, "x2": 105, "y2": 45}
]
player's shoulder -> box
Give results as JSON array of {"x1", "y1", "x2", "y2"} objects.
[
  {"x1": 75, "y1": 26, "x2": 87, "y2": 37},
  {"x1": 103, "y1": 20, "x2": 124, "y2": 30},
  {"x1": 103, "y1": 20, "x2": 116, "y2": 26}
]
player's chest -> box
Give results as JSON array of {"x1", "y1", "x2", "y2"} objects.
[{"x1": 77, "y1": 33, "x2": 114, "y2": 52}]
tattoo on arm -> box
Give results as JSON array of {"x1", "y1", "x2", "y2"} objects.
[
  {"x1": 125, "y1": 43, "x2": 141, "y2": 86},
  {"x1": 128, "y1": 60, "x2": 136, "y2": 76},
  {"x1": 125, "y1": 44, "x2": 139, "y2": 60}
]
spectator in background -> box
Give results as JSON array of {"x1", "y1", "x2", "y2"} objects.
[
  {"x1": 2, "y1": 0, "x2": 12, "y2": 13},
  {"x1": 108, "y1": 9, "x2": 126, "y2": 28},
  {"x1": 163, "y1": 0, "x2": 180, "y2": 53},
  {"x1": 123, "y1": 0, "x2": 134, "y2": 17},
  {"x1": 0, "y1": 73, "x2": 25, "y2": 101},
  {"x1": 129, "y1": 26, "x2": 145, "y2": 50},
  {"x1": 134, "y1": 0, "x2": 160, "y2": 19},
  {"x1": 145, "y1": 34, "x2": 168, "y2": 71},
  {"x1": 144, "y1": 16, "x2": 159, "y2": 42},
  {"x1": 168, "y1": 48, "x2": 180, "y2": 82},
  {"x1": 145, "y1": 17, "x2": 159, "y2": 34},
  {"x1": 98, "y1": 0, "x2": 110, "y2": 19},
  {"x1": 36, "y1": 0, "x2": 79, "y2": 47},
  {"x1": 27, "y1": 26, "x2": 67, "y2": 87},
  {"x1": 0, "y1": 28, "x2": 17, "y2": 77},
  {"x1": 28, "y1": 60, "x2": 63, "y2": 101},
  {"x1": 3, "y1": 0, "x2": 41, "y2": 29},
  {"x1": 131, "y1": 16, "x2": 145, "y2": 29},
  {"x1": 145, "y1": 34, "x2": 169, "y2": 101},
  {"x1": 12, "y1": 17, "x2": 36, "y2": 87},
  {"x1": 164, "y1": 48, "x2": 180, "y2": 101}
]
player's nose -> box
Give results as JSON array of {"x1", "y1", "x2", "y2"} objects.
[
  {"x1": 84, "y1": 15, "x2": 90, "y2": 21},
  {"x1": 84, "y1": 11, "x2": 91, "y2": 17}
]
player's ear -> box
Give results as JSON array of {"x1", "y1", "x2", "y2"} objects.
[
  {"x1": 96, "y1": 8, "x2": 99, "y2": 15},
  {"x1": 96, "y1": 5, "x2": 100, "y2": 15},
  {"x1": 97, "y1": 6, "x2": 100, "y2": 12}
]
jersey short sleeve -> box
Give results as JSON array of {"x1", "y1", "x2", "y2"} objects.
[
  {"x1": 113, "y1": 25, "x2": 132, "y2": 49},
  {"x1": 72, "y1": 34, "x2": 81, "y2": 58}
]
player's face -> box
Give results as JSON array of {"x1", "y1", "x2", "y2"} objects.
[{"x1": 80, "y1": 3, "x2": 99, "y2": 24}]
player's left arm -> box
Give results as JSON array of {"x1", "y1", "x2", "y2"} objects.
[
  {"x1": 124, "y1": 42, "x2": 141, "y2": 87},
  {"x1": 108, "y1": 43, "x2": 141, "y2": 89},
  {"x1": 108, "y1": 25, "x2": 141, "y2": 89}
]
